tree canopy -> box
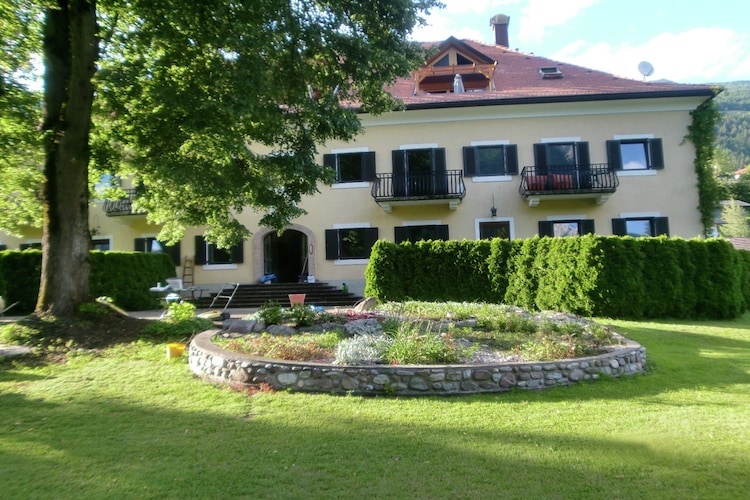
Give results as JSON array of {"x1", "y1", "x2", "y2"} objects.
[
  {"x1": 0, "y1": 0, "x2": 441, "y2": 315},
  {"x1": 94, "y1": 0, "x2": 440, "y2": 247}
]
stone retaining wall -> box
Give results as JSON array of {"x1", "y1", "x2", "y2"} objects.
[{"x1": 188, "y1": 330, "x2": 647, "y2": 396}]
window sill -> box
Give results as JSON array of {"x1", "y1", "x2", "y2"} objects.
[
  {"x1": 202, "y1": 264, "x2": 239, "y2": 271},
  {"x1": 471, "y1": 175, "x2": 513, "y2": 183},
  {"x1": 332, "y1": 181, "x2": 370, "y2": 189},
  {"x1": 334, "y1": 258, "x2": 369, "y2": 266},
  {"x1": 618, "y1": 170, "x2": 657, "y2": 177}
]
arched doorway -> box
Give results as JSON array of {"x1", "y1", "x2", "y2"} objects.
[{"x1": 262, "y1": 229, "x2": 309, "y2": 283}]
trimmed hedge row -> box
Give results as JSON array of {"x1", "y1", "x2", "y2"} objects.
[
  {"x1": 0, "y1": 250, "x2": 176, "y2": 314},
  {"x1": 364, "y1": 235, "x2": 750, "y2": 320}
]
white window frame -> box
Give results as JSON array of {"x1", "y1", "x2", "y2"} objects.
[
  {"x1": 474, "y1": 217, "x2": 514, "y2": 240},
  {"x1": 330, "y1": 147, "x2": 371, "y2": 189},
  {"x1": 613, "y1": 134, "x2": 657, "y2": 177},
  {"x1": 332, "y1": 222, "x2": 372, "y2": 266},
  {"x1": 469, "y1": 140, "x2": 513, "y2": 182}
]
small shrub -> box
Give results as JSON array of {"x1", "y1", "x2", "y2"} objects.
[
  {"x1": 163, "y1": 301, "x2": 200, "y2": 322},
  {"x1": 383, "y1": 321, "x2": 462, "y2": 365},
  {"x1": 287, "y1": 304, "x2": 316, "y2": 328},
  {"x1": 334, "y1": 334, "x2": 390, "y2": 365},
  {"x1": 257, "y1": 301, "x2": 283, "y2": 325}
]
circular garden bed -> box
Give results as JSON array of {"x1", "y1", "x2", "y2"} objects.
[{"x1": 188, "y1": 302, "x2": 646, "y2": 396}]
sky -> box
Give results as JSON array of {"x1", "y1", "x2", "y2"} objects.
[{"x1": 410, "y1": 0, "x2": 750, "y2": 84}]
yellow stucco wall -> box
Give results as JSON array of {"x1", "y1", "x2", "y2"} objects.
[{"x1": 2, "y1": 96, "x2": 707, "y2": 293}]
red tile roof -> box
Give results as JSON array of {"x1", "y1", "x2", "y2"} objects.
[
  {"x1": 728, "y1": 237, "x2": 750, "y2": 251},
  {"x1": 385, "y1": 39, "x2": 717, "y2": 109}
]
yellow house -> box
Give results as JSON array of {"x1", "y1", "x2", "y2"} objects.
[{"x1": 1, "y1": 16, "x2": 716, "y2": 298}]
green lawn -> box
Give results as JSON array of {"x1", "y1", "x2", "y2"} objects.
[{"x1": 1, "y1": 315, "x2": 749, "y2": 499}]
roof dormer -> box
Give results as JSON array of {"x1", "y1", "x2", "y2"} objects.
[{"x1": 414, "y1": 37, "x2": 497, "y2": 95}]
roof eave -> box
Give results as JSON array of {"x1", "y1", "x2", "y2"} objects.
[{"x1": 399, "y1": 88, "x2": 718, "y2": 111}]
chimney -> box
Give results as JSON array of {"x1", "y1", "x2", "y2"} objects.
[{"x1": 490, "y1": 14, "x2": 510, "y2": 47}]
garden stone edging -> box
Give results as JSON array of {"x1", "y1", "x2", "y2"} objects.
[{"x1": 188, "y1": 330, "x2": 647, "y2": 396}]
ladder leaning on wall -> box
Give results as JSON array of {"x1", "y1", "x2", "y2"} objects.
[{"x1": 182, "y1": 256, "x2": 194, "y2": 287}]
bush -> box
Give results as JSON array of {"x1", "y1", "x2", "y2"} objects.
[
  {"x1": 365, "y1": 236, "x2": 750, "y2": 320},
  {"x1": 0, "y1": 250, "x2": 176, "y2": 314}
]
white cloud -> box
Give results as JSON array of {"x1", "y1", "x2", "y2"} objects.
[
  {"x1": 518, "y1": 0, "x2": 599, "y2": 43},
  {"x1": 551, "y1": 27, "x2": 750, "y2": 83}
]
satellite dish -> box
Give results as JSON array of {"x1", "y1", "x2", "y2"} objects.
[{"x1": 638, "y1": 61, "x2": 654, "y2": 79}]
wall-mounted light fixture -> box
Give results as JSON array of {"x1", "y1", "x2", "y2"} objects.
[{"x1": 490, "y1": 194, "x2": 497, "y2": 217}]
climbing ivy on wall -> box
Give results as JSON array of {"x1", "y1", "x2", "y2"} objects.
[{"x1": 687, "y1": 91, "x2": 723, "y2": 236}]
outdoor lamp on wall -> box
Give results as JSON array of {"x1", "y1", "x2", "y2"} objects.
[{"x1": 491, "y1": 194, "x2": 497, "y2": 217}]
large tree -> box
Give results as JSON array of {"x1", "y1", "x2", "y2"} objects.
[{"x1": 1, "y1": 0, "x2": 440, "y2": 316}]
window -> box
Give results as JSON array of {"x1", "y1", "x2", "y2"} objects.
[
  {"x1": 612, "y1": 217, "x2": 669, "y2": 237},
  {"x1": 533, "y1": 141, "x2": 590, "y2": 189},
  {"x1": 394, "y1": 224, "x2": 449, "y2": 244},
  {"x1": 194, "y1": 236, "x2": 243, "y2": 266},
  {"x1": 91, "y1": 238, "x2": 111, "y2": 251},
  {"x1": 323, "y1": 151, "x2": 375, "y2": 184},
  {"x1": 135, "y1": 237, "x2": 181, "y2": 265},
  {"x1": 539, "y1": 219, "x2": 595, "y2": 237},
  {"x1": 392, "y1": 147, "x2": 447, "y2": 196},
  {"x1": 20, "y1": 242, "x2": 42, "y2": 250},
  {"x1": 0, "y1": 244, "x2": 6, "y2": 251},
  {"x1": 479, "y1": 221, "x2": 511, "y2": 239},
  {"x1": 463, "y1": 144, "x2": 518, "y2": 177},
  {"x1": 607, "y1": 138, "x2": 663, "y2": 171},
  {"x1": 325, "y1": 228, "x2": 379, "y2": 260},
  {"x1": 534, "y1": 142, "x2": 589, "y2": 172}
]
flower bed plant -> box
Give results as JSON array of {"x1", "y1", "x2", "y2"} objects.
[{"x1": 212, "y1": 301, "x2": 621, "y2": 365}]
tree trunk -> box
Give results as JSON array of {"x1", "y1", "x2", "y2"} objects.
[{"x1": 37, "y1": 0, "x2": 98, "y2": 316}]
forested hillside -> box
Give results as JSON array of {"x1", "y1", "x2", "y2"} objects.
[{"x1": 714, "y1": 81, "x2": 750, "y2": 169}]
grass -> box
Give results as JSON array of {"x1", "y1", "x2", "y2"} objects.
[{"x1": 1, "y1": 312, "x2": 749, "y2": 498}]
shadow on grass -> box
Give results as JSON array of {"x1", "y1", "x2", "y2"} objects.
[{"x1": 1, "y1": 381, "x2": 746, "y2": 499}]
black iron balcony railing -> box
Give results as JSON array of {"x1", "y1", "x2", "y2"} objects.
[
  {"x1": 372, "y1": 170, "x2": 466, "y2": 202},
  {"x1": 519, "y1": 164, "x2": 619, "y2": 199},
  {"x1": 103, "y1": 188, "x2": 142, "y2": 216}
]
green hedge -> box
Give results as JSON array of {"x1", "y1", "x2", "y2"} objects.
[
  {"x1": 365, "y1": 235, "x2": 750, "y2": 320},
  {"x1": 365, "y1": 239, "x2": 495, "y2": 302},
  {"x1": 0, "y1": 250, "x2": 176, "y2": 314}
]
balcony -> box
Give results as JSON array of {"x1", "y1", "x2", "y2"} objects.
[
  {"x1": 103, "y1": 188, "x2": 144, "y2": 216},
  {"x1": 519, "y1": 164, "x2": 619, "y2": 206},
  {"x1": 371, "y1": 170, "x2": 466, "y2": 212}
]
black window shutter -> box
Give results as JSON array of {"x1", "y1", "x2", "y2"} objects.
[
  {"x1": 134, "y1": 237, "x2": 146, "y2": 252},
  {"x1": 392, "y1": 150, "x2": 405, "y2": 174},
  {"x1": 394, "y1": 226, "x2": 410, "y2": 244},
  {"x1": 606, "y1": 140, "x2": 623, "y2": 171},
  {"x1": 362, "y1": 152, "x2": 376, "y2": 181},
  {"x1": 194, "y1": 236, "x2": 207, "y2": 265},
  {"x1": 612, "y1": 218, "x2": 627, "y2": 236},
  {"x1": 538, "y1": 221, "x2": 554, "y2": 237},
  {"x1": 463, "y1": 147, "x2": 477, "y2": 177},
  {"x1": 164, "y1": 242, "x2": 181, "y2": 266},
  {"x1": 649, "y1": 139, "x2": 664, "y2": 169},
  {"x1": 433, "y1": 148, "x2": 447, "y2": 172},
  {"x1": 506, "y1": 145, "x2": 519, "y2": 175},
  {"x1": 325, "y1": 229, "x2": 339, "y2": 259},
  {"x1": 579, "y1": 219, "x2": 596, "y2": 235},
  {"x1": 533, "y1": 143, "x2": 547, "y2": 173},
  {"x1": 363, "y1": 227, "x2": 379, "y2": 257},
  {"x1": 230, "y1": 241, "x2": 244, "y2": 263},
  {"x1": 436, "y1": 224, "x2": 449, "y2": 241},
  {"x1": 322, "y1": 154, "x2": 336, "y2": 170},
  {"x1": 576, "y1": 142, "x2": 590, "y2": 168},
  {"x1": 392, "y1": 150, "x2": 406, "y2": 196},
  {"x1": 653, "y1": 217, "x2": 669, "y2": 236}
]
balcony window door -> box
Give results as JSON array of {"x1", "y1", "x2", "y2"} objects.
[
  {"x1": 392, "y1": 148, "x2": 447, "y2": 197},
  {"x1": 533, "y1": 141, "x2": 590, "y2": 189}
]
